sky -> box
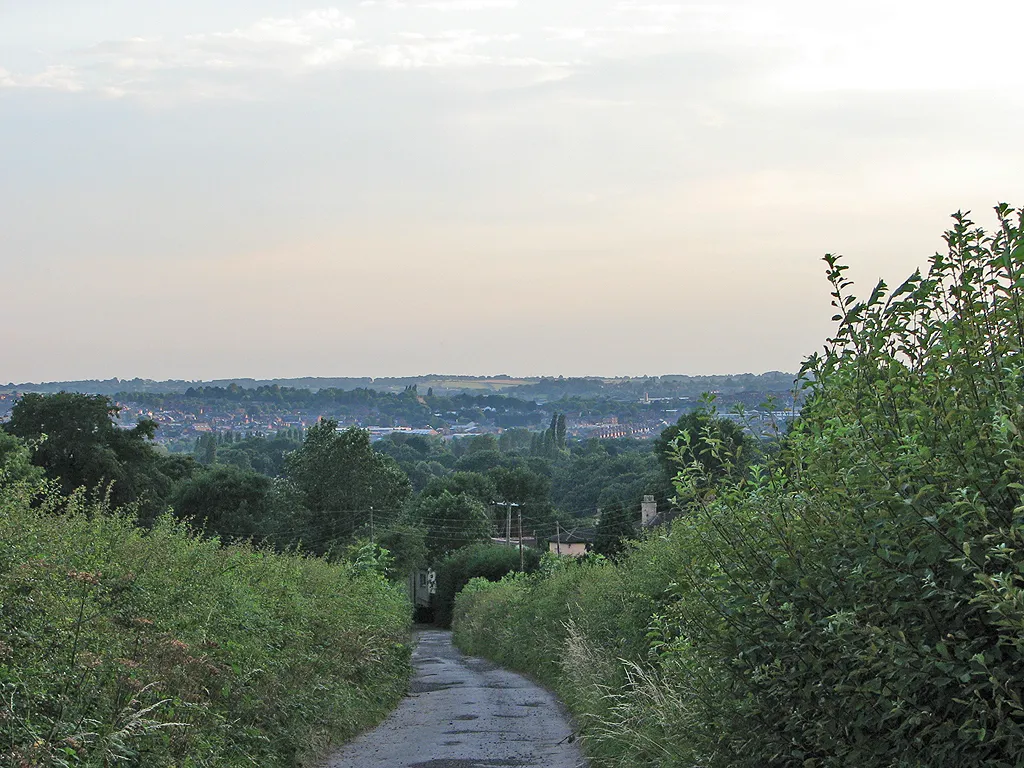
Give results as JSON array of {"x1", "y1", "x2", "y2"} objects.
[{"x1": 2, "y1": 0, "x2": 1023, "y2": 382}]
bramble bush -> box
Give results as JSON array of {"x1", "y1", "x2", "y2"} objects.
[
  {"x1": 0, "y1": 476, "x2": 411, "y2": 767},
  {"x1": 454, "y1": 205, "x2": 1024, "y2": 767}
]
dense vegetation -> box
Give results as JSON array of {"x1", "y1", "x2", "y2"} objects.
[
  {"x1": 433, "y1": 543, "x2": 542, "y2": 628},
  {"x1": 453, "y1": 206, "x2": 1024, "y2": 767},
  {"x1": 0, "y1": 471, "x2": 411, "y2": 766}
]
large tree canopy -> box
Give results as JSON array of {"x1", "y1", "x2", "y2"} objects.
[
  {"x1": 653, "y1": 409, "x2": 754, "y2": 491},
  {"x1": 420, "y1": 471, "x2": 497, "y2": 505},
  {"x1": 284, "y1": 419, "x2": 411, "y2": 552},
  {"x1": 408, "y1": 490, "x2": 494, "y2": 562},
  {"x1": 171, "y1": 464, "x2": 275, "y2": 543},
  {"x1": 4, "y1": 392, "x2": 186, "y2": 519}
]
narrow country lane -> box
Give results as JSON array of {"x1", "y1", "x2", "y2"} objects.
[{"x1": 322, "y1": 629, "x2": 587, "y2": 768}]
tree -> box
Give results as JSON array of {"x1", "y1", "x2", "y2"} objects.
[
  {"x1": 593, "y1": 498, "x2": 638, "y2": 558},
  {"x1": 4, "y1": 392, "x2": 180, "y2": 519},
  {"x1": 405, "y1": 434, "x2": 432, "y2": 455},
  {"x1": 532, "y1": 413, "x2": 569, "y2": 458},
  {"x1": 376, "y1": 523, "x2": 429, "y2": 580},
  {"x1": 409, "y1": 491, "x2": 493, "y2": 561},
  {"x1": 453, "y1": 450, "x2": 505, "y2": 473},
  {"x1": 195, "y1": 433, "x2": 218, "y2": 466},
  {"x1": 216, "y1": 432, "x2": 303, "y2": 476},
  {"x1": 421, "y1": 471, "x2": 497, "y2": 506},
  {"x1": 0, "y1": 432, "x2": 44, "y2": 487},
  {"x1": 653, "y1": 408, "x2": 752, "y2": 493},
  {"x1": 488, "y1": 464, "x2": 555, "y2": 536},
  {"x1": 555, "y1": 414, "x2": 567, "y2": 450},
  {"x1": 284, "y1": 419, "x2": 411, "y2": 552},
  {"x1": 171, "y1": 465, "x2": 274, "y2": 542},
  {"x1": 498, "y1": 428, "x2": 533, "y2": 454},
  {"x1": 550, "y1": 445, "x2": 663, "y2": 520},
  {"x1": 467, "y1": 434, "x2": 499, "y2": 454},
  {"x1": 403, "y1": 460, "x2": 447, "y2": 492}
]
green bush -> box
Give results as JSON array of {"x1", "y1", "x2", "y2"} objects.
[
  {"x1": 0, "y1": 480, "x2": 411, "y2": 767},
  {"x1": 454, "y1": 205, "x2": 1024, "y2": 767},
  {"x1": 433, "y1": 543, "x2": 541, "y2": 627}
]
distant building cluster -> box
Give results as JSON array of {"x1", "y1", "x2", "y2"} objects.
[{"x1": 114, "y1": 402, "x2": 307, "y2": 442}]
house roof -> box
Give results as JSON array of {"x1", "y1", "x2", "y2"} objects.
[{"x1": 551, "y1": 527, "x2": 595, "y2": 545}]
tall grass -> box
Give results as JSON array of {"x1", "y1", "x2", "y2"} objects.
[{"x1": 0, "y1": 480, "x2": 411, "y2": 767}]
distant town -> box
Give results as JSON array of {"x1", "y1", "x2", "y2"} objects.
[{"x1": 0, "y1": 373, "x2": 800, "y2": 451}]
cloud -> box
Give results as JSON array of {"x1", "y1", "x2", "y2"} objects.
[
  {"x1": 418, "y1": 0, "x2": 518, "y2": 9},
  {"x1": 198, "y1": 8, "x2": 355, "y2": 46},
  {"x1": 0, "y1": 64, "x2": 84, "y2": 92},
  {"x1": 0, "y1": 4, "x2": 571, "y2": 100},
  {"x1": 376, "y1": 29, "x2": 523, "y2": 68},
  {"x1": 544, "y1": 24, "x2": 673, "y2": 45},
  {"x1": 8, "y1": 0, "x2": 1018, "y2": 106},
  {"x1": 358, "y1": 0, "x2": 516, "y2": 8},
  {"x1": 612, "y1": 2, "x2": 685, "y2": 23}
]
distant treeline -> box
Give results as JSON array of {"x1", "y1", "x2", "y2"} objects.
[
  {"x1": 3, "y1": 372, "x2": 798, "y2": 401},
  {"x1": 505, "y1": 371, "x2": 797, "y2": 401},
  {"x1": 123, "y1": 384, "x2": 535, "y2": 411}
]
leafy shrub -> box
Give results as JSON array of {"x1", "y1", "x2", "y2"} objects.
[
  {"x1": 454, "y1": 205, "x2": 1024, "y2": 767},
  {"x1": 433, "y1": 543, "x2": 541, "y2": 627},
  {"x1": 0, "y1": 480, "x2": 411, "y2": 767}
]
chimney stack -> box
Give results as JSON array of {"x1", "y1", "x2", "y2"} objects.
[{"x1": 641, "y1": 495, "x2": 658, "y2": 527}]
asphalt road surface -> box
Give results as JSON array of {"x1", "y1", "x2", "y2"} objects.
[{"x1": 322, "y1": 629, "x2": 587, "y2": 768}]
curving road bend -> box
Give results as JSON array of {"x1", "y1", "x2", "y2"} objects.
[{"x1": 322, "y1": 629, "x2": 587, "y2": 768}]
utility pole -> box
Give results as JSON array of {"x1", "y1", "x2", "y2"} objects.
[
  {"x1": 518, "y1": 506, "x2": 524, "y2": 572},
  {"x1": 369, "y1": 506, "x2": 374, "y2": 544},
  {"x1": 493, "y1": 501, "x2": 520, "y2": 554},
  {"x1": 555, "y1": 520, "x2": 561, "y2": 556}
]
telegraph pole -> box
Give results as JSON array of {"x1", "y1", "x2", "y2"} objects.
[
  {"x1": 555, "y1": 520, "x2": 561, "y2": 556},
  {"x1": 493, "y1": 501, "x2": 520, "y2": 557},
  {"x1": 518, "y1": 505, "x2": 524, "y2": 572}
]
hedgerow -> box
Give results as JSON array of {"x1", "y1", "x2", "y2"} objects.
[
  {"x1": 453, "y1": 205, "x2": 1024, "y2": 767},
  {"x1": 433, "y1": 543, "x2": 541, "y2": 627},
  {"x1": 0, "y1": 479, "x2": 411, "y2": 767}
]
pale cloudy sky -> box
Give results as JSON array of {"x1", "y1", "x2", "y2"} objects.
[{"x1": 2, "y1": 1, "x2": 1022, "y2": 381}]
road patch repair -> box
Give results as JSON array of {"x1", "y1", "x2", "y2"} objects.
[{"x1": 322, "y1": 629, "x2": 586, "y2": 768}]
